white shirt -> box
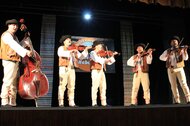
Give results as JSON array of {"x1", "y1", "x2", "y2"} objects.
[
  {"x1": 159, "y1": 49, "x2": 188, "y2": 67},
  {"x1": 127, "y1": 54, "x2": 152, "y2": 70},
  {"x1": 90, "y1": 50, "x2": 115, "y2": 69},
  {"x1": 2, "y1": 31, "x2": 28, "y2": 58},
  {"x1": 57, "y1": 46, "x2": 88, "y2": 66}
]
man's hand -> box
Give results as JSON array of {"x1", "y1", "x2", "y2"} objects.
[{"x1": 26, "y1": 50, "x2": 32, "y2": 57}]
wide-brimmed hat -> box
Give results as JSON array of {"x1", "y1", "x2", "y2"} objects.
[
  {"x1": 134, "y1": 43, "x2": 146, "y2": 50},
  {"x1": 5, "y1": 19, "x2": 18, "y2": 26},
  {"x1": 92, "y1": 40, "x2": 104, "y2": 48},
  {"x1": 59, "y1": 35, "x2": 71, "y2": 44},
  {"x1": 169, "y1": 36, "x2": 180, "y2": 43}
]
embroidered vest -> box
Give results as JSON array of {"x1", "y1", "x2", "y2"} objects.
[
  {"x1": 59, "y1": 46, "x2": 70, "y2": 67},
  {"x1": 90, "y1": 60, "x2": 102, "y2": 70},
  {"x1": 0, "y1": 32, "x2": 20, "y2": 62},
  {"x1": 166, "y1": 48, "x2": 184, "y2": 68},
  {"x1": 132, "y1": 55, "x2": 149, "y2": 73}
]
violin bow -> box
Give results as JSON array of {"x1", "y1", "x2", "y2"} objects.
[
  {"x1": 179, "y1": 37, "x2": 184, "y2": 46},
  {"x1": 144, "y1": 43, "x2": 149, "y2": 50}
]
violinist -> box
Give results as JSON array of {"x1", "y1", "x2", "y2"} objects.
[
  {"x1": 89, "y1": 40, "x2": 117, "y2": 107},
  {"x1": 57, "y1": 35, "x2": 90, "y2": 107},
  {"x1": 0, "y1": 19, "x2": 32, "y2": 107},
  {"x1": 159, "y1": 36, "x2": 190, "y2": 104},
  {"x1": 127, "y1": 43, "x2": 153, "y2": 106}
]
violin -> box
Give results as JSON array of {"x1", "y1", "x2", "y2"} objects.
[
  {"x1": 140, "y1": 48, "x2": 156, "y2": 57},
  {"x1": 171, "y1": 37, "x2": 190, "y2": 51},
  {"x1": 179, "y1": 45, "x2": 190, "y2": 49},
  {"x1": 68, "y1": 44, "x2": 91, "y2": 51},
  {"x1": 97, "y1": 50, "x2": 120, "y2": 57},
  {"x1": 170, "y1": 45, "x2": 190, "y2": 52}
]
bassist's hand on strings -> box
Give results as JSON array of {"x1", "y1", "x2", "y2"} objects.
[{"x1": 26, "y1": 50, "x2": 33, "y2": 57}]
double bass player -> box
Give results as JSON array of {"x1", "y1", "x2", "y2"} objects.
[{"x1": 0, "y1": 19, "x2": 32, "y2": 107}]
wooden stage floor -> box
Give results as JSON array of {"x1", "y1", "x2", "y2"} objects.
[{"x1": 0, "y1": 104, "x2": 190, "y2": 126}]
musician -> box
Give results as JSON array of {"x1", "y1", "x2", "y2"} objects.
[
  {"x1": 127, "y1": 43, "x2": 153, "y2": 106},
  {"x1": 0, "y1": 19, "x2": 32, "y2": 107},
  {"x1": 159, "y1": 36, "x2": 190, "y2": 104},
  {"x1": 89, "y1": 41, "x2": 117, "y2": 106},
  {"x1": 57, "y1": 35, "x2": 90, "y2": 107}
]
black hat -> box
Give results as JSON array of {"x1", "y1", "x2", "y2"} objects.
[
  {"x1": 169, "y1": 36, "x2": 180, "y2": 43},
  {"x1": 59, "y1": 35, "x2": 71, "y2": 44},
  {"x1": 92, "y1": 40, "x2": 104, "y2": 48},
  {"x1": 5, "y1": 19, "x2": 18, "y2": 26},
  {"x1": 134, "y1": 43, "x2": 146, "y2": 50}
]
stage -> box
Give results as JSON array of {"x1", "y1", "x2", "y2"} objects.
[{"x1": 0, "y1": 104, "x2": 190, "y2": 126}]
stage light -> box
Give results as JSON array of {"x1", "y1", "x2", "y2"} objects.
[{"x1": 83, "y1": 12, "x2": 92, "y2": 21}]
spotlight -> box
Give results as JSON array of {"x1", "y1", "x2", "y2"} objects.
[{"x1": 83, "y1": 11, "x2": 92, "y2": 21}]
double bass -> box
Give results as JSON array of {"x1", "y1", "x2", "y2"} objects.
[{"x1": 18, "y1": 19, "x2": 49, "y2": 107}]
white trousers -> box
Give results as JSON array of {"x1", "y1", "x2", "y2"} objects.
[
  {"x1": 91, "y1": 69, "x2": 107, "y2": 106},
  {"x1": 131, "y1": 71, "x2": 150, "y2": 104},
  {"x1": 58, "y1": 66, "x2": 76, "y2": 106},
  {"x1": 167, "y1": 68, "x2": 190, "y2": 103},
  {"x1": 1, "y1": 60, "x2": 19, "y2": 106}
]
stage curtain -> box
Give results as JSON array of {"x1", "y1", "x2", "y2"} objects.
[
  {"x1": 156, "y1": 0, "x2": 171, "y2": 6},
  {"x1": 129, "y1": 0, "x2": 188, "y2": 8}
]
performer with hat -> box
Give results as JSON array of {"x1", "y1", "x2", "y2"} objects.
[
  {"x1": 0, "y1": 19, "x2": 32, "y2": 107},
  {"x1": 57, "y1": 35, "x2": 90, "y2": 107},
  {"x1": 89, "y1": 40, "x2": 117, "y2": 106},
  {"x1": 127, "y1": 43, "x2": 153, "y2": 106},
  {"x1": 159, "y1": 36, "x2": 190, "y2": 104}
]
